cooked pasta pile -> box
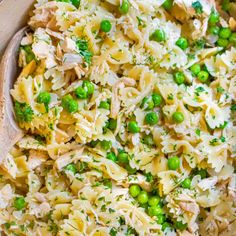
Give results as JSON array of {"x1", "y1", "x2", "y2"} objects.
[{"x1": 0, "y1": 0, "x2": 235, "y2": 235}]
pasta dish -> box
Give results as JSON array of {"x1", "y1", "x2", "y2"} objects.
[{"x1": 0, "y1": 0, "x2": 235, "y2": 235}]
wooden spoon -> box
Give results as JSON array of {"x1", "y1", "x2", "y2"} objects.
[{"x1": 0, "y1": 27, "x2": 28, "y2": 163}]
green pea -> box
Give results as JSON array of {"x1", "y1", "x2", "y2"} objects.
[
  {"x1": 65, "y1": 163, "x2": 78, "y2": 174},
  {"x1": 118, "y1": 151, "x2": 129, "y2": 164},
  {"x1": 229, "y1": 32, "x2": 236, "y2": 45},
  {"x1": 217, "y1": 38, "x2": 229, "y2": 48},
  {"x1": 14, "y1": 197, "x2": 26, "y2": 210},
  {"x1": 176, "y1": 37, "x2": 188, "y2": 50},
  {"x1": 196, "y1": 169, "x2": 208, "y2": 179},
  {"x1": 190, "y1": 64, "x2": 201, "y2": 76},
  {"x1": 174, "y1": 72, "x2": 185, "y2": 85},
  {"x1": 162, "y1": 222, "x2": 171, "y2": 231},
  {"x1": 167, "y1": 156, "x2": 180, "y2": 170},
  {"x1": 208, "y1": 25, "x2": 220, "y2": 35},
  {"x1": 71, "y1": 0, "x2": 80, "y2": 7},
  {"x1": 145, "y1": 112, "x2": 159, "y2": 126},
  {"x1": 125, "y1": 164, "x2": 137, "y2": 174},
  {"x1": 141, "y1": 96, "x2": 154, "y2": 110},
  {"x1": 148, "y1": 206, "x2": 163, "y2": 217},
  {"x1": 119, "y1": 0, "x2": 130, "y2": 14},
  {"x1": 208, "y1": 11, "x2": 219, "y2": 25},
  {"x1": 197, "y1": 71, "x2": 209, "y2": 83},
  {"x1": 148, "y1": 196, "x2": 161, "y2": 206},
  {"x1": 100, "y1": 20, "x2": 112, "y2": 33},
  {"x1": 99, "y1": 101, "x2": 110, "y2": 110},
  {"x1": 128, "y1": 121, "x2": 140, "y2": 133},
  {"x1": 150, "y1": 29, "x2": 166, "y2": 42},
  {"x1": 129, "y1": 184, "x2": 141, "y2": 197},
  {"x1": 172, "y1": 111, "x2": 184, "y2": 123},
  {"x1": 181, "y1": 178, "x2": 191, "y2": 189},
  {"x1": 100, "y1": 140, "x2": 112, "y2": 150},
  {"x1": 156, "y1": 214, "x2": 166, "y2": 224},
  {"x1": 82, "y1": 80, "x2": 94, "y2": 96},
  {"x1": 106, "y1": 152, "x2": 117, "y2": 162},
  {"x1": 61, "y1": 95, "x2": 78, "y2": 113},
  {"x1": 219, "y1": 27, "x2": 232, "y2": 39},
  {"x1": 137, "y1": 191, "x2": 149, "y2": 204},
  {"x1": 75, "y1": 86, "x2": 88, "y2": 99},
  {"x1": 142, "y1": 134, "x2": 155, "y2": 146},
  {"x1": 152, "y1": 93, "x2": 162, "y2": 107},
  {"x1": 175, "y1": 221, "x2": 188, "y2": 231},
  {"x1": 162, "y1": 0, "x2": 173, "y2": 10},
  {"x1": 37, "y1": 92, "x2": 51, "y2": 105},
  {"x1": 108, "y1": 118, "x2": 117, "y2": 131}
]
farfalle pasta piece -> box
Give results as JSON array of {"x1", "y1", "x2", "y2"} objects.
[
  {"x1": 158, "y1": 170, "x2": 187, "y2": 195},
  {"x1": 196, "y1": 134, "x2": 229, "y2": 172},
  {"x1": 166, "y1": 189, "x2": 200, "y2": 233}
]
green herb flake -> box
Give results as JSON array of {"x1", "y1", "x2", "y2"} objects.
[
  {"x1": 136, "y1": 16, "x2": 146, "y2": 27},
  {"x1": 14, "y1": 101, "x2": 34, "y2": 122},
  {"x1": 167, "y1": 93, "x2": 174, "y2": 100},
  {"x1": 209, "y1": 138, "x2": 219, "y2": 146},
  {"x1": 219, "y1": 121, "x2": 228, "y2": 129},
  {"x1": 220, "y1": 136, "x2": 226, "y2": 142},
  {"x1": 145, "y1": 172, "x2": 154, "y2": 182},
  {"x1": 192, "y1": 1, "x2": 203, "y2": 14},
  {"x1": 195, "y1": 129, "x2": 201, "y2": 136},
  {"x1": 76, "y1": 39, "x2": 93, "y2": 64},
  {"x1": 217, "y1": 87, "x2": 225, "y2": 93},
  {"x1": 110, "y1": 228, "x2": 117, "y2": 236},
  {"x1": 231, "y1": 104, "x2": 236, "y2": 111},
  {"x1": 195, "y1": 39, "x2": 206, "y2": 49}
]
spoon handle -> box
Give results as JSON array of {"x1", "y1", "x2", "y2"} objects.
[{"x1": 0, "y1": 28, "x2": 27, "y2": 162}]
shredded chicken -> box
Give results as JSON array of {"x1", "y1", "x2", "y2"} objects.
[
  {"x1": 0, "y1": 184, "x2": 13, "y2": 209},
  {"x1": 111, "y1": 77, "x2": 136, "y2": 118},
  {"x1": 197, "y1": 177, "x2": 218, "y2": 191},
  {"x1": 29, "y1": 2, "x2": 58, "y2": 30}
]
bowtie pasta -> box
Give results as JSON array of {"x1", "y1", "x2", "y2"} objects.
[{"x1": 0, "y1": 0, "x2": 236, "y2": 235}]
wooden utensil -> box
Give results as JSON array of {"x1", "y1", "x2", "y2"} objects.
[{"x1": 0, "y1": 28, "x2": 27, "y2": 163}]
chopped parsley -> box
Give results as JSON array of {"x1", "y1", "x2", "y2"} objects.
[
  {"x1": 195, "y1": 86, "x2": 205, "y2": 96},
  {"x1": 34, "y1": 135, "x2": 46, "y2": 145},
  {"x1": 195, "y1": 39, "x2": 206, "y2": 49},
  {"x1": 167, "y1": 93, "x2": 174, "y2": 100},
  {"x1": 14, "y1": 101, "x2": 34, "y2": 122},
  {"x1": 217, "y1": 87, "x2": 225, "y2": 93},
  {"x1": 192, "y1": 1, "x2": 203, "y2": 14},
  {"x1": 145, "y1": 172, "x2": 154, "y2": 182},
  {"x1": 76, "y1": 39, "x2": 93, "y2": 64},
  {"x1": 209, "y1": 138, "x2": 219, "y2": 146},
  {"x1": 110, "y1": 228, "x2": 117, "y2": 236},
  {"x1": 219, "y1": 121, "x2": 228, "y2": 129},
  {"x1": 220, "y1": 136, "x2": 226, "y2": 143},
  {"x1": 195, "y1": 129, "x2": 201, "y2": 136},
  {"x1": 231, "y1": 104, "x2": 236, "y2": 111},
  {"x1": 136, "y1": 16, "x2": 146, "y2": 27}
]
